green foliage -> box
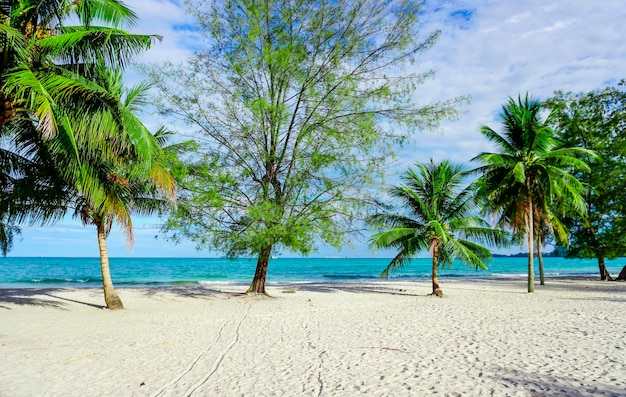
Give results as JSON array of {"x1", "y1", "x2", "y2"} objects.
[
  {"x1": 545, "y1": 84, "x2": 626, "y2": 262},
  {"x1": 369, "y1": 160, "x2": 508, "y2": 278},
  {"x1": 149, "y1": 0, "x2": 465, "y2": 265},
  {"x1": 0, "y1": 1, "x2": 159, "y2": 253}
]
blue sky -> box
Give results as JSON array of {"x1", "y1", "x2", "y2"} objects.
[{"x1": 7, "y1": 0, "x2": 626, "y2": 258}]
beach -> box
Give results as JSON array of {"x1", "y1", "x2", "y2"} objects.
[{"x1": 1, "y1": 279, "x2": 624, "y2": 396}]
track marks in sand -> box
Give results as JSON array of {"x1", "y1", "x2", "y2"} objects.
[
  {"x1": 300, "y1": 313, "x2": 327, "y2": 397},
  {"x1": 183, "y1": 302, "x2": 250, "y2": 396},
  {"x1": 316, "y1": 350, "x2": 327, "y2": 397},
  {"x1": 151, "y1": 300, "x2": 250, "y2": 397}
]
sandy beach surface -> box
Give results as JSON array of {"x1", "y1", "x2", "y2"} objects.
[{"x1": 1, "y1": 279, "x2": 624, "y2": 396}]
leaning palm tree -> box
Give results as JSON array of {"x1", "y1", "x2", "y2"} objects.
[
  {"x1": 473, "y1": 94, "x2": 593, "y2": 292},
  {"x1": 73, "y1": 157, "x2": 175, "y2": 309},
  {"x1": 68, "y1": 75, "x2": 175, "y2": 310},
  {"x1": 370, "y1": 160, "x2": 508, "y2": 296}
]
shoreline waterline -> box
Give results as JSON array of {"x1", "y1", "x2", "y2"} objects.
[{"x1": 1, "y1": 256, "x2": 623, "y2": 289}]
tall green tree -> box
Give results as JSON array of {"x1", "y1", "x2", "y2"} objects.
[
  {"x1": 149, "y1": 0, "x2": 465, "y2": 294},
  {"x1": 473, "y1": 95, "x2": 592, "y2": 292},
  {"x1": 545, "y1": 85, "x2": 626, "y2": 280},
  {"x1": 370, "y1": 160, "x2": 508, "y2": 296}
]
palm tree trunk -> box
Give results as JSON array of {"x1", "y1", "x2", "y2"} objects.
[
  {"x1": 430, "y1": 242, "x2": 443, "y2": 297},
  {"x1": 597, "y1": 255, "x2": 613, "y2": 281},
  {"x1": 97, "y1": 223, "x2": 124, "y2": 309},
  {"x1": 526, "y1": 191, "x2": 535, "y2": 293},
  {"x1": 247, "y1": 244, "x2": 272, "y2": 294},
  {"x1": 537, "y1": 236, "x2": 545, "y2": 285}
]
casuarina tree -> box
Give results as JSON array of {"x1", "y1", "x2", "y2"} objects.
[
  {"x1": 149, "y1": 0, "x2": 465, "y2": 294},
  {"x1": 546, "y1": 86, "x2": 626, "y2": 280}
]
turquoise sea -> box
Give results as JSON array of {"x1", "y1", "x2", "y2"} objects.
[{"x1": 0, "y1": 256, "x2": 621, "y2": 288}]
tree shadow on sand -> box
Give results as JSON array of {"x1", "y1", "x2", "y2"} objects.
[
  {"x1": 0, "y1": 288, "x2": 66, "y2": 309},
  {"x1": 487, "y1": 365, "x2": 624, "y2": 397},
  {"x1": 134, "y1": 285, "x2": 246, "y2": 300},
  {"x1": 441, "y1": 277, "x2": 626, "y2": 300},
  {"x1": 0, "y1": 288, "x2": 105, "y2": 310},
  {"x1": 127, "y1": 283, "x2": 424, "y2": 299},
  {"x1": 270, "y1": 282, "x2": 424, "y2": 297}
]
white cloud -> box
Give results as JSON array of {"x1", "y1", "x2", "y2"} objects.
[
  {"x1": 505, "y1": 12, "x2": 531, "y2": 24},
  {"x1": 520, "y1": 19, "x2": 578, "y2": 38},
  {"x1": 131, "y1": 0, "x2": 199, "y2": 64},
  {"x1": 405, "y1": 0, "x2": 626, "y2": 175}
]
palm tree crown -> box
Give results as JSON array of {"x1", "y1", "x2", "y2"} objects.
[{"x1": 370, "y1": 159, "x2": 508, "y2": 296}]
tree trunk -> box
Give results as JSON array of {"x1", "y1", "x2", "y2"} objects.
[
  {"x1": 97, "y1": 223, "x2": 124, "y2": 309},
  {"x1": 430, "y1": 242, "x2": 443, "y2": 297},
  {"x1": 526, "y1": 192, "x2": 535, "y2": 293},
  {"x1": 537, "y1": 236, "x2": 545, "y2": 286},
  {"x1": 597, "y1": 256, "x2": 613, "y2": 281},
  {"x1": 247, "y1": 244, "x2": 272, "y2": 294},
  {"x1": 616, "y1": 265, "x2": 626, "y2": 281}
]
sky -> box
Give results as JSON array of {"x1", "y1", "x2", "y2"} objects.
[{"x1": 7, "y1": 0, "x2": 626, "y2": 258}]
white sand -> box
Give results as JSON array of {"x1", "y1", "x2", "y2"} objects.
[{"x1": 1, "y1": 279, "x2": 624, "y2": 396}]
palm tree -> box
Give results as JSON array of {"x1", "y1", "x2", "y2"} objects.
[
  {"x1": 473, "y1": 94, "x2": 592, "y2": 292},
  {"x1": 73, "y1": 155, "x2": 174, "y2": 309},
  {"x1": 370, "y1": 160, "x2": 508, "y2": 296},
  {"x1": 1, "y1": 0, "x2": 159, "y2": 252},
  {"x1": 69, "y1": 75, "x2": 175, "y2": 309}
]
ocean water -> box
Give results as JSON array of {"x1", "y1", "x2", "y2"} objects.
[{"x1": 0, "y1": 256, "x2": 621, "y2": 288}]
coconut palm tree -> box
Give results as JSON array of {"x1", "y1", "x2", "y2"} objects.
[
  {"x1": 1, "y1": 0, "x2": 159, "y2": 252},
  {"x1": 370, "y1": 160, "x2": 508, "y2": 296},
  {"x1": 73, "y1": 155, "x2": 174, "y2": 309},
  {"x1": 68, "y1": 74, "x2": 175, "y2": 309},
  {"x1": 473, "y1": 94, "x2": 593, "y2": 292}
]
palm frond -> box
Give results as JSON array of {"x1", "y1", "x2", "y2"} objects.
[
  {"x1": 0, "y1": 23, "x2": 28, "y2": 63},
  {"x1": 40, "y1": 27, "x2": 160, "y2": 69},
  {"x1": 380, "y1": 247, "x2": 414, "y2": 278},
  {"x1": 370, "y1": 227, "x2": 417, "y2": 250},
  {"x1": 71, "y1": 0, "x2": 139, "y2": 28}
]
